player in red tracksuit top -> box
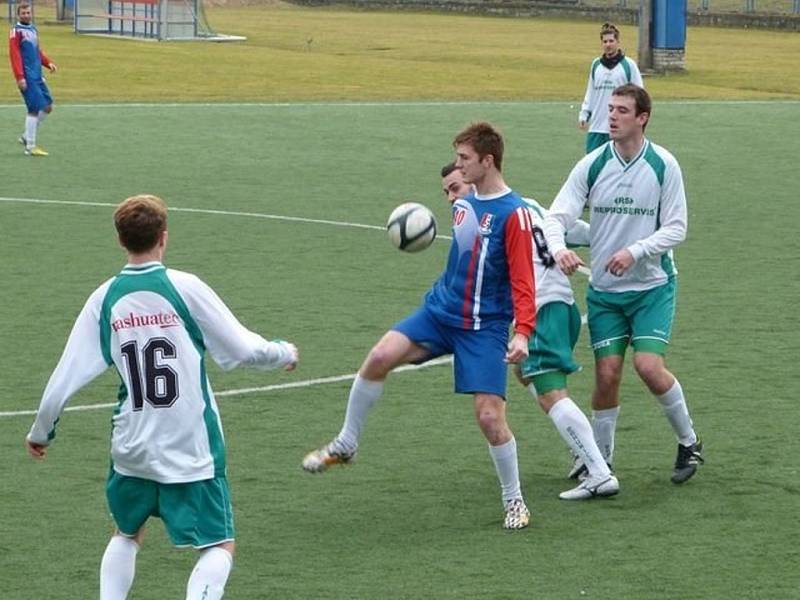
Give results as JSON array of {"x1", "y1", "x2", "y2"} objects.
[
  {"x1": 303, "y1": 122, "x2": 536, "y2": 530},
  {"x1": 9, "y1": 2, "x2": 57, "y2": 156}
]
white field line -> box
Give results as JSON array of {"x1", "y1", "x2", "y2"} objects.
[
  {"x1": 1, "y1": 195, "x2": 590, "y2": 417},
  {"x1": 0, "y1": 100, "x2": 797, "y2": 109},
  {"x1": 0, "y1": 357, "x2": 454, "y2": 418}
]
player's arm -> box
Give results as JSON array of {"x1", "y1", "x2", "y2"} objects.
[
  {"x1": 579, "y1": 61, "x2": 595, "y2": 128},
  {"x1": 630, "y1": 59, "x2": 644, "y2": 87},
  {"x1": 39, "y1": 49, "x2": 56, "y2": 72},
  {"x1": 174, "y1": 272, "x2": 298, "y2": 372},
  {"x1": 504, "y1": 207, "x2": 536, "y2": 363},
  {"x1": 26, "y1": 291, "x2": 109, "y2": 457},
  {"x1": 8, "y1": 29, "x2": 26, "y2": 90},
  {"x1": 565, "y1": 218, "x2": 590, "y2": 248},
  {"x1": 626, "y1": 158, "x2": 688, "y2": 262},
  {"x1": 544, "y1": 161, "x2": 590, "y2": 274}
]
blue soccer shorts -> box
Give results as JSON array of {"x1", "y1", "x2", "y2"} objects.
[
  {"x1": 21, "y1": 79, "x2": 52, "y2": 114},
  {"x1": 392, "y1": 306, "x2": 510, "y2": 397}
]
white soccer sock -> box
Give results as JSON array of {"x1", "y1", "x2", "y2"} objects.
[
  {"x1": 185, "y1": 547, "x2": 233, "y2": 600},
  {"x1": 100, "y1": 535, "x2": 139, "y2": 600},
  {"x1": 488, "y1": 437, "x2": 522, "y2": 504},
  {"x1": 591, "y1": 406, "x2": 620, "y2": 464},
  {"x1": 656, "y1": 379, "x2": 697, "y2": 446},
  {"x1": 335, "y1": 375, "x2": 384, "y2": 452},
  {"x1": 526, "y1": 382, "x2": 538, "y2": 401},
  {"x1": 549, "y1": 398, "x2": 611, "y2": 480},
  {"x1": 37, "y1": 110, "x2": 48, "y2": 126},
  {"x1": 24, "y1": 115, "x2": 37, "y2": 149}
]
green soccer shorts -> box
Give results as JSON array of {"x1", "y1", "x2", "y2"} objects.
[
  {"x1": 106, "y1": 469, "x2": 235, "y2": 549},
  {"x1": 587, "y1": 279, "x2": 677, "y2": 358},
  {"x1": 519, "y1": 301, "x2": 582, "y2": 395},
  {"x1": 586, "y1": 132, "x2": 610, "y2": 153}
]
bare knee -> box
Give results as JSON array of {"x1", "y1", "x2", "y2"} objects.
[
  {"x1": 596, "y1": 362, "x2": 622, "y2": 395},
  {"x1": 633, "y1": 353, "x2": 673, "y2": 394},
  {"x1": 474, "y1": 395, "x2": 510, "y2": 445},
  {"x1": 361, "y1": 344, "x2": 397, "y2": 379}
]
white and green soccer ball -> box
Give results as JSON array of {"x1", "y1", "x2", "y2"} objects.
[{"x1": 386, "y1": 202, "x2": 437, "y2": 253}]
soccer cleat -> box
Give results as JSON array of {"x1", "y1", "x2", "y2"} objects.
[
  {"x1": 24, "y1": 146, "x2": 48, "y2": 157},
  {"x1": 559, "y1": 474, "x2": 620, "y2": 501},
  {"x1": 671, "y1": 439, "x2": 704, "y2": 484},
  {"x1": 302, "y1": 441, "x2": 356, "y2": 473},
  {"x1": 502, "y1": 498, "x2": 530, "y2": 530},
  {"x1": 567, "y1": 456, "x2": 587, "y2": 480},
  {"x1": 568, "y1": 456, "x2": 614, "y2": 482}
]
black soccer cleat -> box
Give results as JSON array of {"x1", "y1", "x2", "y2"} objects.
[{"x1": 671, "y1": 439, "x2": 704, "y2": 484}]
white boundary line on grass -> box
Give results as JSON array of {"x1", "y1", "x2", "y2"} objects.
[
  {"x1": 0, "y1": 100, "x2": 797, "y2": 109},
  {"x1": 0, "y1": 356, "x2": 454, "y2": 418},
  {"x1": 0, "y1": 195, "x2": 590, "y2": 417}
]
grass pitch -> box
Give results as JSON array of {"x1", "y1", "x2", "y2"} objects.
[
  {"x1": 1, "y1": 5, "x2": 798, "y2": 599},
  {"x1": 1, "y1": 100, "x2": 798, "y2": 599},
  {"x1": 3, "y1": 5, "x2": 800, "y2": 103}
]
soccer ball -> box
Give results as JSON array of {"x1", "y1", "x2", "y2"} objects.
[{"x1": 386, "y1": 202, "x2": 437, "y2": 253}]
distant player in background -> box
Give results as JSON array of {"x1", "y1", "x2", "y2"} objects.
[
  {"x1": 303, "y1": 123, "x2": 537, "y2": 530},
  {"x1": 545, "y1": 84, "x2": 703, "y2": 485},
  {"x1": 9, "y1": 1, "x2": 56, "y2": 157},
  {"x1": 442, "y1": 163, "x2": 618, "y2": 500},
  {"x1": 25, "y1": 194, "x2": 299, "y2": 600},
  {"x1": 579, "y1": 22, "x2": 643, "y2": 154}
]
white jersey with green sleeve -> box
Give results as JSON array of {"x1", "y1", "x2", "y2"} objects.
[
  {"x1": 579, "y1": 56, "x2": 644, "y2": 134},
  {"x1": 543, "y1": 140, "x2": 687, "y2": 293},
  {"x1": 522, "y1": 197, "x2": 590, "y2": 309},
  {"x1": 27, "y1": 261, "x2": 296, "y2": 484}
]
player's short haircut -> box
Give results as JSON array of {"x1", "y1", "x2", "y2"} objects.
[
  {"x1": 612, "y1": 84, "x2": 652, "y2": 129},
  {"x1": 114, "y1": 194, "x2": 168, "y2": 254},
  {"x1": 440, "y1": 162, "x2": 458, "y2": 178},
  {"x1": 16, "y1": 2, "x2": 32, "y2": 14},
  {"x1": 453, "y1": 122, "x2": 504, "y2": 172},
  {"x1": 601, "y1": 22, "x2": 620, "y2": 39}
]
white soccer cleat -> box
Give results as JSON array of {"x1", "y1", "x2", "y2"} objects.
[
  {"x1": 559, "y1": 475, "x2": 620, "y2": 501},
  {"x1": 502, "y1": 498, "x2": 530, "y2": 530},
  {"x1": 302, "y1": 441, "x2": 356, "y2": 473}
]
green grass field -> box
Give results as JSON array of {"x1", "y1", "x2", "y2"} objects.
[
  {"x1": 1, "y1": 5, "x2": 799, "y2": 600},
  {"x1": 3, "y1": 5, "x2": 800, "y2": 103},
  {"x1": 1, "y1": 100, "x2": 798, "y2": 599}
]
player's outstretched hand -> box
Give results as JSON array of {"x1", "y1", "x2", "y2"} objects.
[
  {"x1": 555, "y1": 249, "x2": 585, "y2": 276},
  {"x1": 25, "y1": 436, "x2": 48, "y2": 460},
  {"x1": 17, "y1": 78, "x2": 27, "y2": 92},
  {"x1": 48, "y1": 63, "x2": 57, "y2": 73},
  {"x1": 505, "y1": 333, "x2": 529, "y2": 364},
  {"x1": 282, "y1": 342, "x2": 299, "y2": 371}
]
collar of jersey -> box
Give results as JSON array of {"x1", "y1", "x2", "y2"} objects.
[
  {"x1": 474, "y1": 186, "x2": 512, "y2": 201},
  {"x1": 611, "y1": 139, "x2": 649, "y2": 171},
  {"x1": 120, "y1": 261, "x2": 165, "y2": 275}
]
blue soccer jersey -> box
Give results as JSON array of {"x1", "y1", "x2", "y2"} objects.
[
  {"x1": 9, "y1": 21, "x2": 52, "y2": 83},
  {"x1": 424, "y1": 188, "x2": 536, "y2": 337}
]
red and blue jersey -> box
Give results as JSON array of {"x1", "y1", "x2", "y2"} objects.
[
  {"x1": 9, "y1": 22, "x2": 52, "y2": 83},
  {"x1": 424, "y1": 188, "x2": 536, "y2": 337}
]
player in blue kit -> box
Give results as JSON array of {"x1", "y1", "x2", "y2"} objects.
[
  {"x1": 303, "y1": 122, "x2": 537, "y2": 529},
  {"x1": 9, "y1": 2, "x2": 57, "y2": 157}
]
